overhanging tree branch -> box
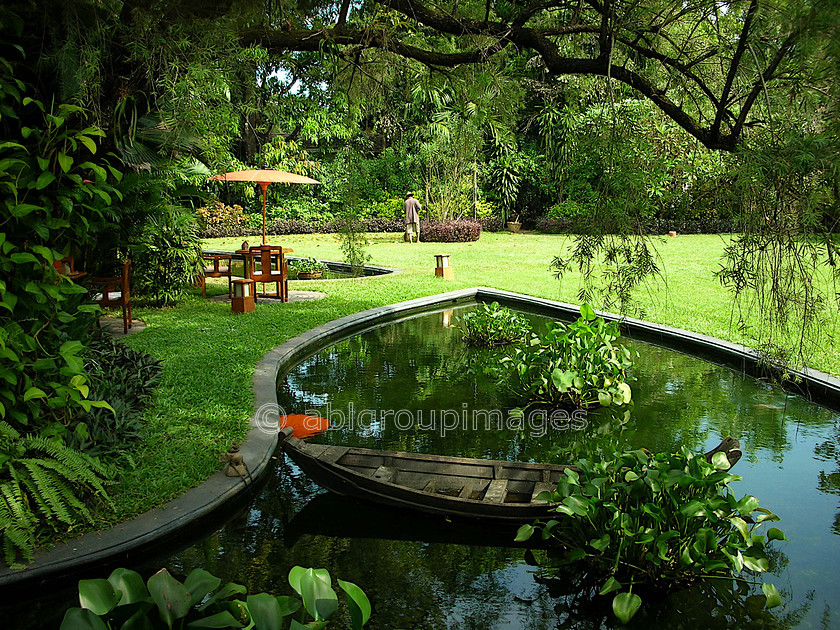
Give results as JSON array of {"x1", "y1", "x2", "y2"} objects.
[{"x1": 240, "y1": 0, "x2": 803, "y2": 152}]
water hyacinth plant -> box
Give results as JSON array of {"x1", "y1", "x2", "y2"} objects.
[
  {"x1": 497, "y1": 303, "x2": 637, "y2": 409},
  {"x1": 516, "y1": 445, "x2": 786, "y2": 623},
  {"x1": 60, "y1": 565, "x2": 371, "y2": 630},
  {"x1": 457, "y1": 302, "x2": 531, "y2": 347},
  {"x1": 290, "y1": 257, "x2": 329, "y2": 275}
]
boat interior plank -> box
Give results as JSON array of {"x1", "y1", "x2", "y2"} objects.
[{"x1": 483, "y1": 479, "x2": 509, "y2": 503}]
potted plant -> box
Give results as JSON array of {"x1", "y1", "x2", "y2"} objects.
[
  {"x1": 506, "y1": 214, "x2": 522, "y2": 233},
  {"x1": 291, "y1": 257, "x2": 329, "y2": 280}
]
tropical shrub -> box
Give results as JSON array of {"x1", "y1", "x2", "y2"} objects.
[
  {"x1": 478, "y1": 215, "x2": 504, "y2": 232},
  {"x1": 0, "y1": 24, "x2": 120, "y2": 565},
  {"x1": 69, "y1": 334, "x2": 162, "y2": 455},
  {"x1": 361, "y1": 196, "x2": 403, "y2": 219},
  {"x1": 0, "y1": 422, "x2": 112, "y2": 566},
  {"x1": 60, "y1": 565, "x2": 371, "y2": 630},
  {"x1": 267, "y1": 218, "x2": 317, "y2": 235},
  {"x1": 497, "y1": 304, "x2": 637, "y2": 409},
  {"x1": 358, "y1": 218, "x2": 403, "y2": 233},
  {"x1": 516, "y1": 445, "x2": 785, "y2": 623},
  {"x1": 130, "y1": 206, "x2": 204, "y2": 306},
  {"x1": 420, "y1": 220, "x2": 482, "y2": 242},
  {"x1": 196, "y1": 201, "x2": 249, "y2": 238},
  {"x1": 534, "y1": 216, "x2": 567, "y2": 234},
  {"x1": 457, "y1": 302, "x2": 531, "y2": 347}
]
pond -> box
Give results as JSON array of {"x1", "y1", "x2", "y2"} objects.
[{"x1": 6, "y1": 304, "x2": 840, "y2": 628}]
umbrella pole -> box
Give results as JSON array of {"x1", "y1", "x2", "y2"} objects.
[{"x1": 259, "y1": 182, "x2": 269, "y2": 245}]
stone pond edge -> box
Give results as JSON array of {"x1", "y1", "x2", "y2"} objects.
[{"x1": 2, "y1": 286, "x2": 839, "y2": 590}]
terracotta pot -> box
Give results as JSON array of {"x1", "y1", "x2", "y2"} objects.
[
  {"x1": 668, "y1": 230, "x2": 677, "y2": 237},
  {"x1": 297, "y1": 271, "x2": 323, "y2": 280},
  {"x1": 507, "y1": 222, "x2": 522, "y2": 233}
]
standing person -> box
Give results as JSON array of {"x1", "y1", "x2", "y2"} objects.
[{"x1": 404, "y1": 191, "x2": 421, "y2": 243}]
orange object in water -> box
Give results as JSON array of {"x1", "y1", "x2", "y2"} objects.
[{"x1": 279, "y1": 414, "x2": 330, "y2": 439}]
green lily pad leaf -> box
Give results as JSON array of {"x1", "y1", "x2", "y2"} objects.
[
  {"x1": 338, "y1": 579, "x2": 372, "y2": 630},
  {"x1": 299, "y1": 569, "x2": 338, "y2": 621},
  {"x1": 762, "y1": 583, "x2": 782, "y2": 609},
  {"x1": 599, "y1": 577, "x2": 622, "y2": 596},
  {"x1": 121, "y1": 609, "x2": 155, "y2": 630},
  {"x1": 767, "y1": 527, "x2": 787, "y2": 542},
  {"x1": 186, "y1": 611, "x2": 243, "y2": 628},
  {"x1": 742, "y1": 548, "x2": 770, "y2": 572},
  {"x1": 78, "y1": 579, "x2": 118, "y2": 615},
  {"x1": 729, "y1": 516, "x2": 750, "y2": 543},
  {"x1": 147, "y1": 569, "x2": 191, "y2": 626},
  {"x1": 612, "y1": 591, "x2": 642, "y2": 624},
  {"x1": 711, "y1": 451, "x2": 732, "y2": 470},
  {"x1": 580, "y1": 303, "x2": 597, "y2": 321},
  {"x1": 589, "y1": 534, "x2": 610, "y2": 552},
  {"x1": 247, "y1": 593, "x2": 287, "y2": 630},
  {"x1": 562, "y1": 495, "x2": 590, "y2": 516},
  {"x1": 617, "y1": 382, "x2": 632, "y2": 404},
  {"x1": 108, "y1": 568, "x2": 148, "y2": 605},
  {"x1": 515, "y1": 524, "x2": 535, "y2": 542},
  {"x1": 598, "y1": 391, "x2": 612, "y2": 406},
  {"x1": 736, "y1": 495, "x2": 760, "y2": 514},
  {"x1": 59, "y1": 608, "x2": 109, "y2": 630},
  {"x1": 184, "y1": 569, "x2": 221, "y2": 606}
]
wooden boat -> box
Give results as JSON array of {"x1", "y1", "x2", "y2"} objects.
[{"x1": 278, "y1": 428, "x2": 742, "y2": 522}]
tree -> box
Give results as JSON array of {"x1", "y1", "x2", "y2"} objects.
[{"x1": 241, "y1": 0, "x2": 832, "y2": 152}]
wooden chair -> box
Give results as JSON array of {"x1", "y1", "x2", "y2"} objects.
[
  {"x1": 201, "y1": 253, "x2": 233, "y2": 298},
  {"x1": 88, "y1": 259, "x2": 132, "y2": 334},
  {"x1": 53, "y1": 256, "x2": 87, "y2": 281},
  {"x1": 248, "y1": 245, "x2": 288, "y2": 302}
]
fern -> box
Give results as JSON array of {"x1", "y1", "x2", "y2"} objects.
[{"x1": 0, "y1": 422, "x2": 112, "y2": 565}]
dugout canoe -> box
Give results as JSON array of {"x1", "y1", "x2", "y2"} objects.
[{"x1": 278, "y1": 428, "x2": 742, "y2": 522}]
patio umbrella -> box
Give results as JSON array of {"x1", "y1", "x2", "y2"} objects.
[{"x1": 208, "y1": 169, "x2": 321, "y2": 244}]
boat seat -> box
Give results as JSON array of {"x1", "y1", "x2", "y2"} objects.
[
  {"x1": 372, "y1": 465, "x2": 395, "y2": 483},
  {"x1": 483, "y1": 479, "x2": 508, "y2": 503},
  {"x1": 316, "y1": 446, "x2": 349, "y2": 465}
]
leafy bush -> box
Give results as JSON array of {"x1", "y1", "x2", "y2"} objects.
[
  {"x1": 60, "y1": 565, "x2": 371, "y2": 630},
  {"x1": 131, "y1": 206, "x2": 204, "y2": 307},
  {"x1": 516, "y1": 445, "x2": 785, "y2": 623},
  {"x1": 497, "y1": 304, "x2": 637, "y2": 409},
  {"x1": 361, "y1": 196, "x2": 403, "y2": 219},
  {"x1": 267, "y1": 218, "x2": 317, "y2": 235},
  {"x1": 0, "y1": 422, "x2": 112, "y2": 566},
  {"x1": 358, "y1": 217, "x2": 403, "y2": 233},
  {"x1": 69, "y1": 335, "x2": 162, "y2": 455},
  {"x1": 457, "y1": 302, "x2": 531, "y2": 347},
  {"x1": 547, "y1": 199, "x2": 589, "y2": 224},
  {"x1": 478, "y1": 215, "x2": 504, "y2": 232},
  {"x1": 195, "y1": 201, "x2": 250, "y2": 238},
  {"x1": 420, "y1": 220, "x2": 482, "y2": 242},
  {"x1": 534, "y1": 216, "x2": 568, "y2": 233},
  {"x1": 0, "y1": 23, "x2": 121, "y2": 567}
]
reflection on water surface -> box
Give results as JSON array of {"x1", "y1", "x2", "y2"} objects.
[{"x1": 5, "y1": 305, "x2": 840, "y2": 628}]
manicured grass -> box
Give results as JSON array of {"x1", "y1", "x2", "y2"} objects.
[{"x1": 104, "y1": 231, "x2": 839, "y2": 525}]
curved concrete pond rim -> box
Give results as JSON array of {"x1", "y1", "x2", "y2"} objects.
[{"x1": 3, "y1": 286, "x2": 840, "y2": 592}]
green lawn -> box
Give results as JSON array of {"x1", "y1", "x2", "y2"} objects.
[{"x1": 106, "y1": 231, "x2": 839, "y2": 524}]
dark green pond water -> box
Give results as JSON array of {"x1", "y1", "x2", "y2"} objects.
[{"x1": 7, "y1": 305, "x2": 840, "y2": 628}]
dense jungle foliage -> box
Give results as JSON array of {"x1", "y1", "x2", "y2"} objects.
[{"x1": 0, "y1": 0, "x2": 839, "y2": 564}]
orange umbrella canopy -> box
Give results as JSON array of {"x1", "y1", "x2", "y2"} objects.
[{"x1": 207, "y1": 169, "x2": 321, "y2": 244}]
